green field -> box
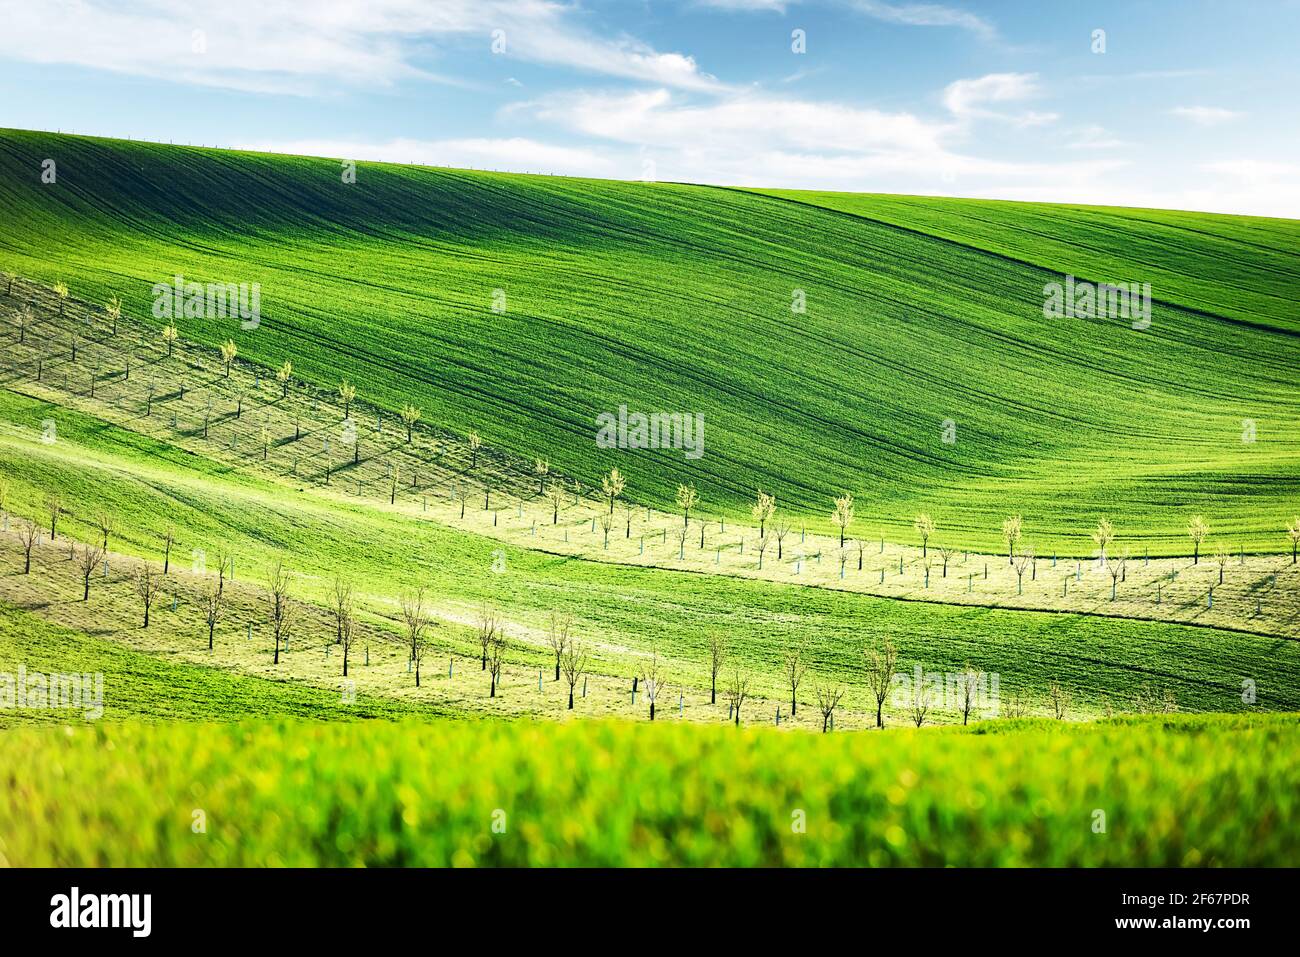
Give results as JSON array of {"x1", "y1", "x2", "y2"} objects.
[
  {"x1": 1, "y1": 129, "x2": 1297, "y2": 868},
  {"x1": 2, "y1": 128, "x2": 1298, "y2": 552},
  {"x1": 0, "y1": 714, "x2": 1294, "y2": 866}
]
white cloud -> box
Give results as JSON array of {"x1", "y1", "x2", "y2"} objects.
[
  {"x1": 852, "y1": 1, "x2": 997, "y2": 40},
  {"x1": 0, "y1": 0, "x2": 720, "y2": 94},
  {"x1": 234, "y1": 136, "x2": 615, "y2": 177},
  {"x1": 1066, "y1": 125, "x2": 1127, "y2": 150},
  {"x1": 1170, "y1": 105, "x2": 1241, "y2": 126},
  {"x1": 941, "y1": 72, "x2": 1055, "y2": 126}
]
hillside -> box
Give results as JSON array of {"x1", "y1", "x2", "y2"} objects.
[{"x1": 2, "y1": 129, "x2": 1298, "y2": 552}]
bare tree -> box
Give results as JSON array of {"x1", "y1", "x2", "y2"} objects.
[
  {"x1": 832, "y1": 492, "x2": 855, "y2": 547},
  {"x1": 388, "y1": 461, "x2": 401, "y2": 505},
  {"x1": 937, "y1": 544, "x2": 954, "y2": 578},
  {"x1": 774, "y1": 518, "x2": 791, "y2": 559},
  {"x1": 560, "y1": 636, "x2": 588, "y2": 709},
  {"x1": 1213, "y1": 547, "x2": 1229, "y2": 585},
  {"x1": 1049, "y1": 680, "x2": 1071, "y2": 720},
  {"x1": 547, "y1": 612, "x2": 571, "y2": 681},
  {"x1": 909, "y1": 673, "x2": 932, "y2": 727},
  {"x1": 18, "y1": 518, "x2": 37, "y2": 573},
  {"x1": 1107, "y1": 551, "x2": 1127, "y2": 600},
  {"x1": 77, "y1": 542, "x2": 104, "y2": 601},
  {"x1": 814, "y1": 681, "x2": 844, "y2": 732},
  {"x1": 725, "y1": 667, "x2": 749, "y2": 726},
  {"x1": 468, "y1": 430, "x2": 482, "y2": 469},
  {"x1": 93, "y1": 511, "x2": 114, "y2": 551},
  {"x1": 213, "y1": 547, "x2": 231, "y2": 596},
  {"x1": 331, "y1": 576, "x2": 356, "y2": 675},
  {"x1": 707, "y1": 633, "x2": 726, "y2": 704},
  {"x1": 160, "y1": 524, "x2": 175, "y2": 574},
  {"x1": 44, "y1": 493, "x2": 63, "y2": 540},
  {"x1": 203, "y1": 582, "x2": 226, "y2": 650},
  {"x1": 453, "y1": 481, "x2": 471, "y2": 519},
  {"x1": 865, "y1": 636, "x2": 898, "y2": 728},
  {"x1": 487, "y1": 629, "x2": 509, "y2": 697},
  {"x1": 1013, "y1": 547, "x2": 1035, "y2": 595},
  {"x1": 958, "y1": 665, "x2": 984, "y2": 726},
  {"x1": 913, "y1": 513, "x2": 935, "y2": 557},
  {"x1": 756, "y1": 532, "x2": 770, "y2": 569},
  {"x1": 783, "y1": 644, "x2": 808, "y2": 717},
  {"x1": 134, "y1": 563, "x2": 163, "y2": 627},
  {"x1": 267, "y1": 560, "x2": 296, "y2": 665},
  {"x1": 599, "y1": 510, "x2": 613, "y2": 547},
  {"x1": 477, "y1": 605, "x2": 500, "y2": 670},
  {"x1": 546, "y1": 482, "x2": 565, "y2": 525},
  {"x1": 401, "y1": 588, "x2": 431, "y2": 686},
  {"x1": 673, "y1": 523, "x2": 689, "y2": 560},
  {"x1": 1187, "y1": 515, "x2": 1209, "y2": 565},
  {"x1": 640, "y1": 647, "x2": 668, "y2": 720},
  {"x1": 1287, "y1": 517, "x2": 1300, "y2": 564},
  {"x1": 533, "y1": 457, "x2": 549, "y2": 495}
]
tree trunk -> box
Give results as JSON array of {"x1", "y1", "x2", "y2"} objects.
[
  {"x1": 876, "y1": 701, "x2": 883, "y2": 728},
  {"x1": 208, "y1": 623, "x2": 214, "y2": 650},
  {"x1": 649, "y1": 701, "x2": 655, "y2": 721},
  {"x1": 343, "y1": 648, "x2": 349, "y2": 677},
  {"x1": 555, "y1": 662, "x2": 560, "y2": 681},
  {"x1": 490, "y1": 674, "x2": 497, "y2": 697},
  {"x1": 711, "y1": 675, "x2": 716, "y2": 704},
  {"x1": 568, "y1": 689, "x2": 574, "y2": 709},
  {"x1": 274, "y1": 634, "x2": 280, "y2": 664},
  {"x1": 83, "y1": 579, "x2": 90, "y2": 601}
]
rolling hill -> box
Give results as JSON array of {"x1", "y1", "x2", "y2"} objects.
[{"x1": 2, "y1": 128, "x2": 1298, "y2": 553}]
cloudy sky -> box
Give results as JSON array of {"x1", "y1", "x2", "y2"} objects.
[{"x1": 2, "y1": 0, "x2": 1298, "y2": 216}]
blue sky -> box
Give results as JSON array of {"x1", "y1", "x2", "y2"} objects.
[{"x1": 2, "y1": 0, "x2": 1298, "y2": 216}]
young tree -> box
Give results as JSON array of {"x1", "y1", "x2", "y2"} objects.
[
  {"x1": 673, "y1": 523, "x2": 689, "y2": 560},
  {"x1": 958, "y1": 665, "x2": 984, "y2": 726},
  {"x1": 338, "y1": 379, "x2": 357, "y2": 418},
  {"x1": 259, "y1": 423, "x2": 272, "y2": 461},
  {"x1": 467, "y1": 430, "x2": 482, "y2": 469},
  {"x1": 783, "y1": 644, "x2": 808, "y2": 717},
  {"x1": 1013, "y1": 547, "x2": 1035, "y2": 596},
  {"x1": 18, "y1": 518, "x2": 38, "y2": 574},
  {"x1": 400, "y1": 404, "x2": 421, "y2": 443},
  {"x1": 909, "y1": 675, "x2": 932, "y2": 728},
  {"x1": 44, "y1": 493, "x2": 63, "y2": 540},
  {"x1": 453, "y1": 481, "x2": 471, "y2": 519},
  {"x1": 93, "y1": 511, "x2": 114, "y2": 551},
  {"x1": 560, "y1": 636, "x2": 587, "y2": 709},
  {"x1": 640, "y1": 647, "x2": 668, "y2": 720},
  {"x1": 160, "y1": 524, "x2": 175, "y2": 574},
  {"x1": 598, "y1": 510, "x2": 613, "y2": 547},
  {"x1": 774, "y1": 518, "x2": 791, "y2": 559},
  {"x1": 1213, "y1": 547, "x2": 1229, "y2": 585},
  {"x1": 106, "y1": 296, "x2": 122, "y2": 335},
  {"x1": 267, "y1": 560, "x2": 296, "y2": 665},
  {"x1": 864, "y1": 636, "x2": 898, "y2": 728},
  {"x1": 1107, "y1": 552, "x2": 1127, "y2": 600},
  {"x1": 1, "y1": 270, "x2": 12, "y2": 295},
  {"x1": 832, "y1": 492, "x2": 855, "y2": 546},
  {"x1": 1001, "y1": 514, "x2": 1023, "y2": 564},
  {"x1": 814, "y1": 681, "x2": 845, "y2": 732},
  {"x1": 1093, "y1": 517, "x2": 1115, "y2": 566},
  {"x1": 601, "y1": 467, "x2": 626, "y2": 514},
  {"x1": 213, "y1": 547, "x2": 231, "y2": 596},
  {"x1": 330, "y1": 574, "x2": 354, "y2": 642},
  {"x1": 17, "y1": 304, "x2": 31, "y2": 343},
  {"x1": 77, "y1": 543, "x2": 103, "y2": 601},
  {"x1": 675, "y1": 483, "x2": 698, "y2": 528},
  {"x1": 725, "y1": 668, "x2": 749, "y2": 726},
  {"x1": 53, "y1": 279, "x2": 69, "y2": 315},
  {"x1": 533, "y1": 457, "x2": 549, "y2": 495},
  {"x1": 276, "y1": 359, "x2": 293, "y2": 398},
  {"x1": 134, "y1": 562, "x2": 163, "y2": 627},
  {"x1": 220, "y1": 339, "x2": 238, "y2": 377},
  {"x1": 755, "y1": 531, "x2": 770, "y2": 569},
  {"x1": 161, "y1": 322, "x2": 179, "y2": 358},
  {"x1": 388, "y1": 461, "x2": 401, "y2": 505},
  {"x1": 477, "y1": 605, "x2": 500, "y2": 671},
  {"x1": 1288, "y1": 517, "x2": 1300, "y2": 564},
  {"x1": 622, "y1": 501, "x2": 635, "y2": 539},
  {"x1": 1049, "y1": 680, "x2": 1070, "y2": 720},
  {"x1": 913, "y1": 513, "x2": 935, "y2": 558},
  {"x1": 937, "y1": 544, "x2": 954, "y2": 578},
  {"x1": 203, "y1": 583, "x2": 226, "y2": 650},
  {"x1": 401, "y1": 588, "x2": 431, "y2": 687},
  {"x1": 1187, "y1": 515, "x2": 1209, "y2": 565},
  {"x1": 547, "y1": 612, "x2": 571, "y2": 681},
  {"x1": 487, "y1": 629, "x2": 509, "y2": 697},
  {"x1": 751, "y1": 490, "x2": 775, "y2": 537},
  {"x1": 707, "y1": 633, "x2": 726, "y2": 705}
]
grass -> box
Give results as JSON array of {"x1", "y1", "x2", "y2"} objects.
[
  {"x1": 0, "y1": 712, "x2": 1295, "y2": 866},
  {"x1": 2, "y1": 128, "x2": 1298, "y2": 552}
]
